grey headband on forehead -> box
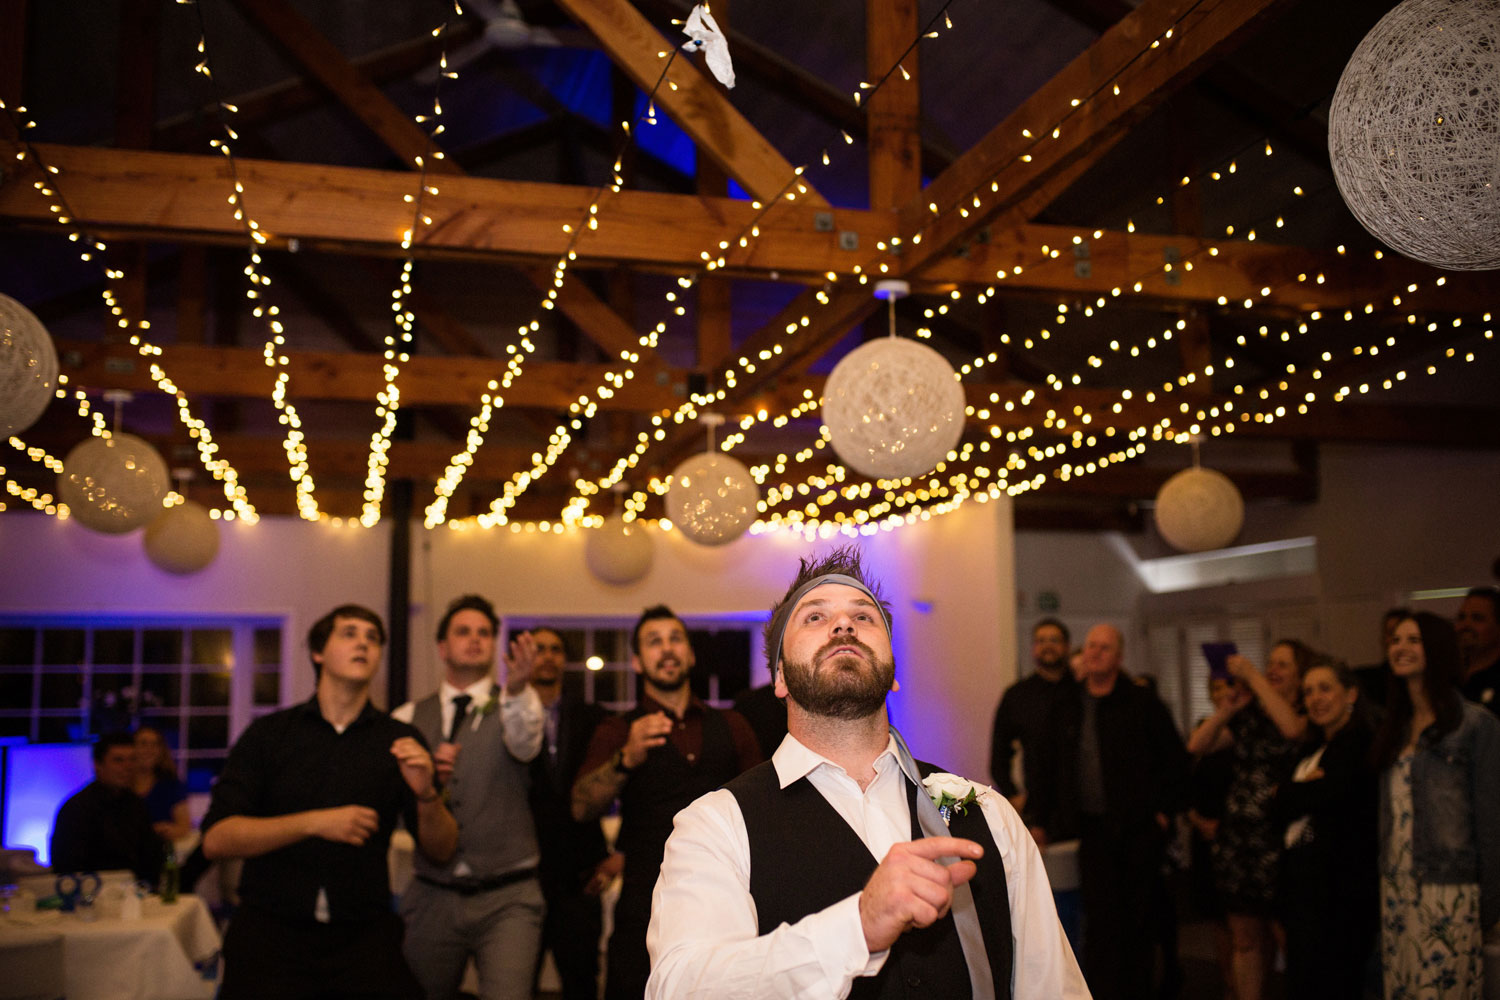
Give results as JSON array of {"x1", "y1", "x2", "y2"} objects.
[{"x1": 766, "y1": 573, "x2": 892, "y2": 679}]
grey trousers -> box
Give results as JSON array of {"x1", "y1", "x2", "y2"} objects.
[{"x1": 400, "y1": 876, "x2": 545, "y2": 1000}]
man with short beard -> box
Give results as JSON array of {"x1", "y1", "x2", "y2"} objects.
[
  {"x1": 572, "y1": 604, "x2": 761, "y2": 1000},
  {"x1": 645, "y1": 549, "x2": 1087, "y2": 999}
]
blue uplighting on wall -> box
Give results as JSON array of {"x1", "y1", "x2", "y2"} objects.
[{"x1": 3, "y1": 742, "x2": 93, "y2": 868}]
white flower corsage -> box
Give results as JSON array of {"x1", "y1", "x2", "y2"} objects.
[
  {"x1": 470, "y1": 695, "x2": 500, "y2": 731},
  {"x1": 923, "y1": 772, "x2": 983, "y2": 824}
]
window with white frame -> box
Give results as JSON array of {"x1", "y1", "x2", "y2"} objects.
[
  {"x1": 0, "y1": 616, "x2": 288, "y2": 792},
  {"x1": 504, "y1": 615, "x2": 762, "y2": 710}
]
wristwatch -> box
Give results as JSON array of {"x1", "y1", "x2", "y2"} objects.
[{"x1": 612, "y1": 748, "x2": 636, "y2": 774}]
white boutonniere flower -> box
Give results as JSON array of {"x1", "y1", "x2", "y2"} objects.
[
  {"x1": 470, "y1": 695, "x2": 500, "y2": 731},
  {"x1": 923, "y1": 772, "x2": 983, "y2": 824}
]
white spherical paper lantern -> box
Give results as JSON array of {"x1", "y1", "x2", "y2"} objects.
[
  {"x1": 1154, "y1": 467, "x2": 1245, "y2": 553},
  {"x1": 822, "y1": 337, "x2": 966, "y2": 480},
  {"x1": 0, "y1": 293, "x2": 60, "y2": 435},
  {"x1": 585, "y1": 514, "x2": 654, "y2": 584},
  {"x1": 665, "y1": 452, "x2": 759, "y2": 547},
  {"x1": 57, "y1": 433, "x2": 171, "y2": 534},
  {"x1": 1328, "y1": 0, "x2": 1500, "y2": 269},
  {"x1": 144, "y1": 501, "x2": 221, "y2": 574}
]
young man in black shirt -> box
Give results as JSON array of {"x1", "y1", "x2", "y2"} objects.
[{"x1": 202, "y1": 604, "x2": 458, "y2": 1000}]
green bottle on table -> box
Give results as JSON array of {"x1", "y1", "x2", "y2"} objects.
[{"x1": 159, "y1": 845, "x2": 180, "y2": 904}]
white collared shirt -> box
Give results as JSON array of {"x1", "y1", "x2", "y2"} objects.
[
  {"x1": 392, "y1": 677, "x2": 544, "y2": 762},
  {"x1": 645, "y1": 733, "x2": 1090, "y2": 1000}
]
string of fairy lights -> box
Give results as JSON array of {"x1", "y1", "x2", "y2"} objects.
[
  {"x1": 695, "y1": 115, "x2": 1495, "y2": 539},
  {"x1": 420, "y1": 37, "x2": 694, "y2": 529},
  {"x1": 5, "y1": 3, "x2": 1492, "y2": 537},
  {"x1": 185, "y1": 0, "x2": 319, "y2": 522},
  {"x1": 0, "y1": 98, "x2": 258, "y2": 523}
]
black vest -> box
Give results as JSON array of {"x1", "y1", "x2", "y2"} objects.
[
  {"x1": 727, "y1": 759, "x2": 1014, "y2": 1000},
  {"x1": 614, "y1": 704, "x2": 739, "y2": 922}
]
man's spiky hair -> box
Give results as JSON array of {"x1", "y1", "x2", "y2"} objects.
[{"x1": 762, "y1": 545, "x2": 891, "y2": 672}]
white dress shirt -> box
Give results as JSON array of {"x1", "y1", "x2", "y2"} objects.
[
  {"x1": 646, "y1": 733, "x2": 1090, "y2": 1000},
  {"x1": 391, "y1": 677, "x2": 545, "y2": 762}
]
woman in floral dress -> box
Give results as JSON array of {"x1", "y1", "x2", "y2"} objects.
[
  {"x1": 1187, "y1": 640, "x2": 1310, "y2": 1000},
  {"x1": 1373, "y1": 612, "x2": 1500, "y2": 999}
]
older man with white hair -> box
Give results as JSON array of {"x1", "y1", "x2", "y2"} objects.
[{"x1": 646, "y1": 547, "x2": 1087, "y2": 1000}]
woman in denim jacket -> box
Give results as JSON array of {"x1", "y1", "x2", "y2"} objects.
[{"x1": 1372, "y1": 611, "x2": 1500, "y2": 998}]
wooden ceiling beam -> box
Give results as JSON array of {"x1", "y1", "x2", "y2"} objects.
[
  {"x1": 228, "y1": 0, "x2": 461, "y2": 174},
  {"x1": 49, "y1": 339, "x2": 707, "y2": 413},
  {"x1": 0, "y1": 143, "x2": 864, "y2": 280},
  {"x1": 894, "y1": 0, "x2": 1293, "y2": 275},
  {"x1": 635, "y1": 0, "x2": 959, "y2": 178},
  {"x1": 154, "y1": 23, "x2": 484, "y2": 151},
  {"x1": 865, "y1": 0, "x2": 922, "y2": 212},
  {"x1": 13, "y1": 143, "x2": 1483, "y2": 314},
  {"x1": 552, "y1": 0, "x2": 828, "y2": 208}
]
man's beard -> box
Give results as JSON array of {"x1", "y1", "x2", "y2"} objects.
[
  {"x1": 781, "y1": 638, "x2": 894, "y2": 720},
  {"x1": 646, "y1": 658, "x2": 689, "y2": 692}
]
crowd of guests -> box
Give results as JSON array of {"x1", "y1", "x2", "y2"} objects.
[
  {"x1": 45, "y1": 580, "x2": 1500, "y2": 999},
  {"x1": 993, "y1": 585, "x2": 1500, "y2": 1000}
]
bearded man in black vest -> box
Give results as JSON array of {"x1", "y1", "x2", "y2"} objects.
[
  {"x1": 646, "y1": 547, "x2": 1089, "y2": 999},
  {"x1": 572, "y1": 604, "x2": 762, "y2": 1000}
]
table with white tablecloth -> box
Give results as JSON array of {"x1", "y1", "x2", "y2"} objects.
[{"x1": 0, "y1": 894, "x2": 219, "y2": 1000}]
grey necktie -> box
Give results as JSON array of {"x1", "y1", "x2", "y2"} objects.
[{"x1": 890, "y1": 726, "x2": 998, "y2": 1000}]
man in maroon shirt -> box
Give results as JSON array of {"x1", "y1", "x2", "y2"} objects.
[{"x1": 572, "y1": 604, "x2": 761, "y2": 1000}]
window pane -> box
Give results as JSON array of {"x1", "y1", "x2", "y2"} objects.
[
  {"x1": 92, "y1": 671, "x2": 135, "y2": 700},
  {"x1": 188, "y1": 672, "x2": 231, "y2": 708},
  {"x1": 0, "y1": 672, "x2": 34, "y2": 707},
  {"x1": 140, "y1": 716, "x2": 180, "y2": 746},
  {"x1": 0, "y1": 717, "x2": 29, "y2": 739},
  {"x1": 143, "y1": 629, "x2": 183, "y2": 666},
  {"x1": 594, "y1": 669, "x2": 632, "y2": 704},
  {"x1": 252, "y1": 672, "x2": 279, "y2": 706},
  {"x1": 41, "y1": 629, "x2": 84, "y2": 666},
  {"x1": 39, "y1": 670, "x2": 83, "y2": 709},
  {"x1": 185, "y1": 755, "x2": 225, "y2": 794},
  {"x1": 187, "y1": 714, "x2": 229, "y2": 751},
  {"x1": 254, "y1": 628, "x2": 282, "y2": 666},
  {"x1": 93, "y1": 629, "x2": 135, "y2": 667},
  {"x1": 37, "y1": 716, "x2": 86, "y2": 742},
  {"x1": 0, "y1": 627, "x2": 36, "y2": 665},
  {"x1": 190, "y1": 630, "x2": 232, "y2": 668},
  {"x1": 594, "y1": 631, "x2": 622, "y2": 661},
  {"x1": 140, "y1": 672, "x2": 182, "y2": 708}
]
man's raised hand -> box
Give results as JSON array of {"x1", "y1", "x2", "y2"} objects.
[
  {"x1": 390, "y1": 736, "x2": 438, "y2": 800},
  {"x1": 859, "y1": 837, "x2": 982, "y2": 953}
]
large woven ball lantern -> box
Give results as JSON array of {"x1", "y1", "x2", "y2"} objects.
[
  {"x1": 0, "y1": 293, "x2": 60, "y2": 435},
  {"x1": 665, "y1": 451, "x2": 759, "y2": 547},
  {"x1": 822, "y1": 281, "x2": 966, "y2": 480},
  {"x1": 584, "y1": 514, "x2": 654, "y2": 584},
  {"x1": 1328, "y1": 0, "x2": 1500, "y2": 269},
  {"x1": 1154, "y1": 466, "x2": 1244, "y2": 553},
  {"x1": 57, "y1": 433, "x2": 171, "y2": 534},
  {"x1": 144, "y1": 501, "x2": 221, "y2": 574}
]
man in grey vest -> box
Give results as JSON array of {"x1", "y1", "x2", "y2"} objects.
[
  {"x1": 392, "y1": 594, "x2": 546, "y2": 1000},
  {"x1": 646, "y1": 547, "x2": 1088, "y2": 999}
]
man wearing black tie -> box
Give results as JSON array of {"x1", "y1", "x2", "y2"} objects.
[{"x1": 392, "y1": 595, "x2": 546, "y2": 1000}]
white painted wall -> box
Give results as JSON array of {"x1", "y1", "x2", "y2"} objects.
[
  {"x1": 0, "y1": 497, "x2": 1017, "y2": 782},
  {"x1": 0, "y1": 514, "x2": 391, "y2": 707},
  {"x1": 413, "y1": 496, "x2": 1016, "y2": 783}
]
